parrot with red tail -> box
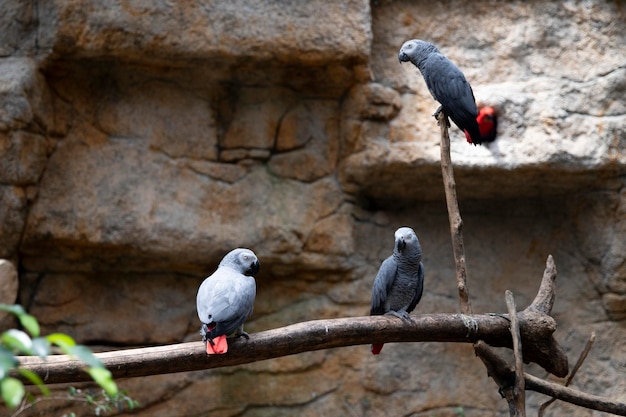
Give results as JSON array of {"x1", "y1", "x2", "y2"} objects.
[
  {"x1": 196, "y1": 248, "x2": 259, "y2": 355},
  {"x1": 370, "y1": 227, "x2": 424, "y2": 355},
  {"x1": 399, "y1": 39, "x2": 485, "y2": 145},
  {"x1": 477, "y1": 106, "x2": 498, "y2": 143}
]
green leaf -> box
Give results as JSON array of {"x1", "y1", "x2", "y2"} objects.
[
  {"x1": 87, "y1": 367, "x2": 118, "y2": 396},
  {"x1": 31, "y1": 337, "x2": 51, "y2": 358},
  {"x1": 18, "y1": 314, "x2": 40, "y2": 338},
  {"x1": 123, "y1": 393, "x2": 139, "y2": 409},
  {"x1": 17, "y1": 368, "x2": 50, "y2": 396},
  {"x1": 0, "y1": 304, "x2": 25, "y2": 316},
  {"x1": 46, "y1": 333, "x2": 76, "y2": 351},
  {"x1": 1, "y1": 329, "x2": 33, "y2": 354},
  {"x1": 1, "y1": 377, "x2": 25, "y2": 409},
  {"x1": 0, "y1": 348, "x2": 18, "y2": 380},
  {"x1": 68, "y1": 345, "x2": 103, "y2": 368},
  {"x1": 0, "y1": 305, "x2": 40, "y2": 337}
]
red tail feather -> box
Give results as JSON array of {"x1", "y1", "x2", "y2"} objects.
[
  {"x1": 463, "y1": 129, "x2": 474, "y2": 144},
  {"x1": 206, "y1": 334, "x2": 228, "y2": 354},
  {"x1": 371, "y1": 344, "x2": 384, "y2": 355}
]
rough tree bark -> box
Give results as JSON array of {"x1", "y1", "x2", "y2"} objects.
[{"x1": 18, "y1": 309, "x2": 561, "y2": 383}]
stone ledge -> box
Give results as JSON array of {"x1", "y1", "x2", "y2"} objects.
[
  {"x1": 339, "y1": 141, "x2": 625, "y2": 202},
  {"x1": 339, "y1": 73, "x2": 626, "y2": 202},
  {"x1": 36, "y1": 0, "x2": 371, "y2": 67}
]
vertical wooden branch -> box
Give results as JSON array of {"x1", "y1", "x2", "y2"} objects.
[
  {"x1": 437, "y1": 110, "x2": 472, "y2": 315},
  {"x1": 437, "y1": 110, "x2": 524, "y2": 416},
  {"x1": 506, "y1": 290, "x2": 526, "y2": 416}
]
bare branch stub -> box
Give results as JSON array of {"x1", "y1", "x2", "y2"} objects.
[
  {"x1": 529, "y1": 254, "x2": 557, "y2": 314},
  {"x1": 516, "y1": 255, "x2": 568, "y2": 377}
]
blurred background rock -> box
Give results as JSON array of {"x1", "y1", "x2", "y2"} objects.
[{"x1": 1, "y1": 1, "x2": 624, "y2": 415}]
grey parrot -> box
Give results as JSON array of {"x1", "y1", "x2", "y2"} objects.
[
  {"x1": 398, "y1": 39, "x2": 485, "y2": 145},
  {"x1": 370, "y1": 227, "x2": 424, "y2": 354},
  {"x1": 196, "y1": 248, "x2": 260, "y2": 354}
]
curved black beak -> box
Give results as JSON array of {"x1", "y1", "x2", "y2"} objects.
[
  {"x1": 398, "y1": 51, "x2": 409, "y2": 63},
  {"x1": 246, "y1": 260, "x2": 260, "y2": 276}
]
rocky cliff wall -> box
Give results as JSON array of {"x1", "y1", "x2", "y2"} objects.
[{"x1": 1, "y1": 1, "x2": 625, "y2": 416}]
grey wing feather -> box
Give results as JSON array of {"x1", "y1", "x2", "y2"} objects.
[
  {"x1": 213, "y1": 285, "x2": 255, "y2": 337},
  {"x1": 196, "y1": 268, "x2": 256, "y2": 337},
  {"x1": 423, "y1": 54, "x2": 478, "y2": 126},
  {"x1": 370, "y1": 257, "x2": 398, "y2": 315},
  {"x1": 406, "y1": 261, "x2": 425, "y2": 314}
]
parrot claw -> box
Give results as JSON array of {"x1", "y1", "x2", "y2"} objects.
[
  {"x1": 236, "y1": 331, "x2": 250, "y2": 340},
  {"x1": 385, "y1": 310, "x2": 413, "y2": 322},
  {"x1": 488, "y1": 313, "x2": 510, "y2": 322},
  {"x1": 432, "y1": 106, "x2": 451, "y2": 128},
  {"x1": 200, "y1": 324, "x2": 209, "y2": 342}
]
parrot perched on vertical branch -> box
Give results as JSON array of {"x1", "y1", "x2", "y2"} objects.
[
  {"x1": 196, "y1": 248, "x2": 260, "y2": 355},
  {"x1": 399, "y1": 39, "x2": 496, "y2": 145},
  {"x1": 370, "y1": 227, "x2": 425, "y2": 355}
]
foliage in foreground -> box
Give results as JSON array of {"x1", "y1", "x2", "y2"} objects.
[
  {"x1": 11, "y1": 387, "x2": 138, "y2": 417},
  {"x1": 0, "y1": 303, "x2": 138, "y2": 415}
]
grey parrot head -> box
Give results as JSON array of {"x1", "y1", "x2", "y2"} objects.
[
  {"x1": 219, "y1": 248, "x2": 260, "y2": 276},
  {"x1": 398, "y1": 39, "x2": 439, "y2": 67},
  {"x1": 394, "y1": 227, "x2": 421, "y2": 255}
]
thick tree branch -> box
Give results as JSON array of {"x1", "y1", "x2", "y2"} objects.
[{"x1": 18, "y1": 312, "x2": 560, "y2": 385}]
